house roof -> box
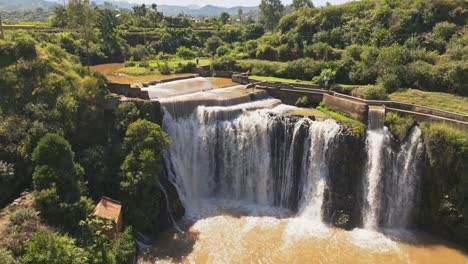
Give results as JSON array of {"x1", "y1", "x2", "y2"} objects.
[{"x1": 92, "y1": 196, "x2": 122, "y2": 224}]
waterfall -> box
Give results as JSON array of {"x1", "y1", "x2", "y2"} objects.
[
  {"x1": 383, "y1": 126, "x2": 424, "y2": 228},
  {"x1": 362, "y1": 128, "x2": 392, "y2": 229},
  {"x1": 362, "y1": 125, "x2": 424, "y2": 230},
  {"x1": 368, "y1": 106, "x2": 385, "y2": 130},
  {"x1": 163, "y1": 99, "x2": 341, "y2": 222}
]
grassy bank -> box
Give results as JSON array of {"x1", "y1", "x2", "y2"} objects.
[
  {"x1": 316, "y1": 104, "x2": 366, "y2": 138},
  {"x1": 249, "y1": 75, "x2": 315, "y2": 85},
  {"x1": 389, "y1": 89, "x2": 468, "y2": 115}
]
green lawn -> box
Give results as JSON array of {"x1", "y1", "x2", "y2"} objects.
[
  {"x1": 389, "y1": 89, "x2": 468, "y2": 115},
  {"x1": 116, "y1": 58, "x2": 212, "y2": 76},
  {"x1": 249, "y1": 75, "x2": 315, "y2": 85}
]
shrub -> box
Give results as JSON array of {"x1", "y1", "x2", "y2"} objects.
[
  {"x1": 23, "y1": 231, "x2": 87, "y2": 264},
  {"x1": 384, "y1": 112, "x2": 414, "y2": 140},
  {"x1": 139, "y1": 61, "x2": 149, "y2": 68},
  {"x1": 377, "y1": 73, "x2": 401, "y2": 92},
  {"x1": 157, "y1": 61, "x2": 171, "y2": 75},
  {"x1": 128, "y1": 45, "x2": 147, "y2": 61},
  {"x1": 351, "y1": 85, "x2": 388, "y2": 100},
  {"x1": 277, "y1": 44, "x2": 296, "y2": 61},
  {"x1": 212, "y1": 57, "x2": 238, "y2": 71},
  {"x1": 175, "y1": 62, "x2": 197, "y2": 73},
  {"x1": 330, "y1": 84, "x2": 358, "y2": 95},
  {"x1": 284, "y1": 58, "x2": 327, "y2": 80},
  {"x1": 176, "y1": 46, "x2": 196, "y2": 59},
  {"x1": 0, "y1": 248, "x2": 18, "y2": 264},
  {"x1": 312, "y1": 68, "x2": 336, "y2": 88},
  {"x1": 216, "y1": 45, "x2": 230, "y2": 57},
  {"x1": 256, "y1": 44, "x2": 278, "y2": 61},
  {"x1": 124, "y1": 61, "x2": 136, "y2": 67},
  {"x1": 10, "y1": 208, "x2": 40, "y2": 227},
  {"x1": 295, "y1": 96, "x2": 309, "y2": 107}
]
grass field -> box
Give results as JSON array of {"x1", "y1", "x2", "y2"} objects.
[
  {"x1": 249, "y1": 75, "x2": 315, "y2": 85},
  {"x1": 389, "y1": 89, "x2": 468, "y2": 115},
  {"x1": 116, "y1": 58, "x2": 212, "y2": 76}
]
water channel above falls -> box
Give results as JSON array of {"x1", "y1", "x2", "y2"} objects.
[{"x1": 140, "y1": 78, "x2": 468, "y2": 263}]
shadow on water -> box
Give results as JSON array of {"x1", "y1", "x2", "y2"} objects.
[
  {"x1": 141, "y1": 223, "x2": 200, "y2": 263},
  {"x1": 381, "y1": 228, "x2": 468, "y2": 256}
]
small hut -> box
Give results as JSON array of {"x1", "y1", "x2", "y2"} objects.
[{"x1": 92, "y1": 196, "x2": 123, "y2": 235}]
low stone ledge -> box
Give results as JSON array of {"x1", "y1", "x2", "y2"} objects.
[{"x1": 323, "y1": 94, "x2": 368, "y2": 123}]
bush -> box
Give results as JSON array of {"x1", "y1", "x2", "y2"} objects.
[
  {"x1": 312, "y1": 68, "x2": 336, "y2": 88},
  {"x1": 295, "y1": 96, "x2": 309, "y2": 107},
  {"x1": 23, "y1": 231, "x2": 87, "y2": 264},
  {"x1": 212, "y1": 57, "x2": 238, "y2": 71},
  {"x1": 377, "y1": 73, "x2": 401, "y2": 92},
  {"x1": 10, "y1": 208, "x2": 40, "y2": 227},
  {"x1": 256, "y1": 44, "x2": 278, "y2": 61},
  {"x1": 176, "y1": 46, "x2": 196, "y2": 59},
  {"x1": 330, "y1": 84, "x2": 358, "y2": 95},
  {"x1": 216, "y1": 45, "x2": 230, "y2": 57},
  {"x1": 124, "y1": 61, "x2": 136, "y2": 67},
  {"x1": 351, "y1": 85, "x2": 388, "y2": 100},
  {"x1": 128, "y1": 45, "x2": 147, "y2": 61},
  {"x1": 384, "y1": 112, "x2": 414, "y2": 140},
  {"x1": 0, "y1": 248, "x2": 18, "y2": 264},
  {"x1": 175, "y1": 62, "x2": 197, "y2": 73},
  {"x1": 157, "y1": 61, "x2": 171, "y2": 75},
  {"x1": 282, "y1": 58, "x2": 325, "y2": 80}
]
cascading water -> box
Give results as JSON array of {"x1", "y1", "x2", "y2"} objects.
[
  {"x1": 163, "y1": 99, "x2": 341, "y2": 222},
  {"x1": 363, "y1": 111, "x2": 424, "y2": 230},
  {"x1": 382, "y1": 126, "x2": 424, "y2": 228},
  {"x1": 362, "y1": 128, "x2": 393, "y2": 229}
]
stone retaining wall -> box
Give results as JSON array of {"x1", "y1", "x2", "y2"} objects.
[
  {"x1": 107, "y1": 83, "x2": 149, "y2": 99},
  {"x1": 322, "y1": 94, "x2": 369, "y2": 122},
  {"x1": 232, "y1": 74, "x2": 468, "y2": 128}
]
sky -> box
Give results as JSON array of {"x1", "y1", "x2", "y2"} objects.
[{"x1": 125, "y1": 0, "x2": 352, "y2": 8}]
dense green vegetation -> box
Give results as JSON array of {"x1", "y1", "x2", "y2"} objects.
[
  {"x1": 384, "y1": 112, "x2": 415, "y2": 141},
  {"x1": 5, "y1": 0, "x2": 463, "y2": 98},
  {"x1": 420, "y1": 122, "x2": 468, "y2": 244},
  {"x1": 0, "y1": 0, "x2": 467, "y2": 261},
  {"x1": 0, "y1": 24, "x2": 168, "y2": 262}
]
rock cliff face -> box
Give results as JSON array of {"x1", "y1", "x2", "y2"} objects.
[{"x1": 323, "y1": 128, "x2": 366, "y2": 230}]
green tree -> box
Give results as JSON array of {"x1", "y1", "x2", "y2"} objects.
[
  {"x1": 50, "y1": 6, "x2": 68, "y2": 28},
  {"x1": 32, "y1": 133, "x2": 93, "y2": 229},
  {"x1": 219, "y1": 12, "x2": 230, "y2": 25},
  {"x1": 205, "y1": 36, "x2": 224, "y2": 57},
  {"x1": 23, "y1": 231, "x2": 87, "y2": 264},
  {"x1": 120, "y1": 119, "x2": 171, "y2": 235},
  {"x1": 260, "y1": 0, "x2": 284, "y2": 31},
  {"x1": 67, "y1": 0, "x2": 95, "y2": 71},
  {"x1": 291, "y1": 0, "x2": 314, "y2": 10}
]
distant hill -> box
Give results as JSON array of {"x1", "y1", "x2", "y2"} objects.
[
  {"x1": 0, "y1": 0, "x2": 58, "y2": 11},
  {"x1": 158, "y1": 5, "x2": 259, "y2": 17},
  {"x1": 0, "y1": 0, "x2": 259, "y2": 17}
]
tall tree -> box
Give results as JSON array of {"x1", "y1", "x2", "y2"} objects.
[
  {"x1": 291, "y1": 0, "x2": 314, "y2": 10},
  {"x1": 260, "y1": 0, "x2": 284, "y2": 31},
  {"x1": 67, "y1": 0, "x2": 95, "y2": 72},
  {"x1": 120, "y1": 119, "x2": 171, "y2": 235},
  {"x1": 219, "y1": 12, "x2": 230, "y2": 25}
]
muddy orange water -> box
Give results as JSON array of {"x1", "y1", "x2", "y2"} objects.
[
  {"x1": 90, "y1": 63, "x2": 235, "y2": 88},
  {"x1": 141, "y1": 212, "x2": 468, "y2": 264}
]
